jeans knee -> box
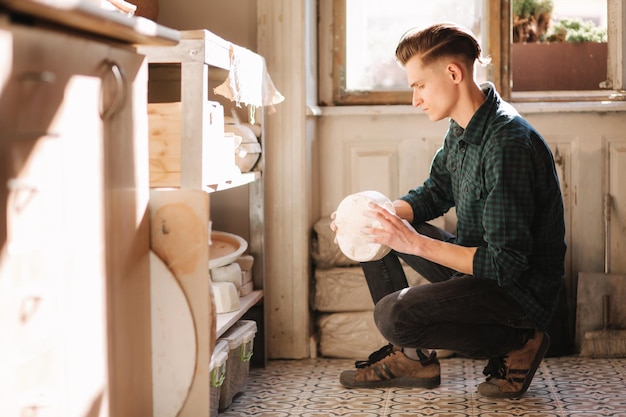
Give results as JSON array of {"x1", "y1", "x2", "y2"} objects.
[{"x1": 373, "y1": 291, "x2": 407, "y2": 345}]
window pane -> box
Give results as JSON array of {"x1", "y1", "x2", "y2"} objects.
[
  {"x1": 345, "y1": 0, "x2": 483, "y2": 92},
  {"x1": 552, "y1": 0, "x2": 606, "y2": 27},
  {"x1": 511, "y1": 0, "x2": 607, "y2": 91}
]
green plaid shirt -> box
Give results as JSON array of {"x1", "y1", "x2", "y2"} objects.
[{"x1": 400, "y1": 83, "x2": 566, "y2": 330}]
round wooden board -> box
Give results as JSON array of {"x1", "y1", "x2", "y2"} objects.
[{"x1": 150, "y1": 251, "x2": 196, "y2": 417}]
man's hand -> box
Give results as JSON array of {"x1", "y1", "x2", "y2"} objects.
[
  {"x1": 331, "y1": 199, "x2": 410, "y2": 246},
  {"x1": 329, "y1": 211, "x2": 338, "y2": 244},
  {"x1": 362, "y1": 202, "x2": 422, "y2": 256}
]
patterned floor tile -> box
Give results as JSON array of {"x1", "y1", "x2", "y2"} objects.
[{"x1": 218, "y1": 356, "x2": 626, "y2": 417}]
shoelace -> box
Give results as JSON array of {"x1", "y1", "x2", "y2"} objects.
[
  {"x1": 354, "y1": 344, "x2": 437, "y2": 369},
  {"x1": 354, "y1": 344, "x2": 395, "y2": 369},
  {"x1": 482, "y1": 356, "x2": 507, "y2": 380}
]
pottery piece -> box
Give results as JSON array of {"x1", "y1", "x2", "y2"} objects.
[
  {"x1": 334, "y1": 191, "x2": 395, "y2": 262},
  {"x1": 209, "y1": 231, "x2": 248, "y2": 269}
]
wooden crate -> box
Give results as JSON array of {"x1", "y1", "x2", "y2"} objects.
[
  {"x1": 148, "y1": 101, "x2": 236, "y2": 189},
  {"x1": 148, "y1": 102, "x2": 182, "y2": 187}
]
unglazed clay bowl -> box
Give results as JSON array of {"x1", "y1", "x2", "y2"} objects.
[
  {"x1": 334, "y1": 190, "x2": 395, "y2": 262},
  {"x1": 208, "y1": 231, "x2": 248, "y2": 269}
]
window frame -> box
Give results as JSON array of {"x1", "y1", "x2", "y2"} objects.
[
  {"x1": 331, "y1": 0, "x2": 412, "y2": 105},
  {"x1": 329, "y1": 0, "x2": 626, "y2": 105}
]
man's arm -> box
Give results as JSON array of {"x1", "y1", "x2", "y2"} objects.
[
  {"x1": 365, "y1": 202, "x2": 476, "y2": 275},
  {"x1": 414, "y1": 234, "x2": 477, "y2": 275}
]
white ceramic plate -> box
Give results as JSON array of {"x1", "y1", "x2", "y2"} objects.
[{"x1": 208, "y1": 231, "x2": 248, "y2": 269}]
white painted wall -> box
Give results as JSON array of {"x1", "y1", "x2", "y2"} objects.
[{"x1": 157, "y1": 0, "x2": 256, "y2": 49}]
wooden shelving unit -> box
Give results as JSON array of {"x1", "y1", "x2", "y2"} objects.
[{"x1": 138, "y1": 29, "x2": 266, "y2": 417}]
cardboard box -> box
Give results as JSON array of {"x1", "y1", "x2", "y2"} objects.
[{"x1": 148, "y1": 101, "x2": 238, "y2": 188}]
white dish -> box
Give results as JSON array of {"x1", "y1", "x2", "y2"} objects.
[{"x1": 208, "y1": 231, "x2": 248, "y2": 269}]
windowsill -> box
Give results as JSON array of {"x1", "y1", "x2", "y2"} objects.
[
  {"x1": 513, "y1": 100, "x2": 626, "y2": 114},
  {"x1": 314, "y1": 99, "x2": 626, "y2": 117}
]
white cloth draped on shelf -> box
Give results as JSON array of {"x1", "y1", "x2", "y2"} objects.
[{"x1": 214, "y1": 44, "x2": 284, "y2": 124}]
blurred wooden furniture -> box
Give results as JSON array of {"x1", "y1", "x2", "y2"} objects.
[{"x1": 0, "y1": 2, "x2": 178, "y2": 416}]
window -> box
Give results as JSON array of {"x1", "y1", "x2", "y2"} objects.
[
  {"x1": 508, "y1": 0, "x2": 616, "y2": 101},
  {"x1": 326, "y1": 0, "x2": 626, "y2": 105},
  {"x1": 331, "y1": 0, "x2": 485, "y2": 105}
]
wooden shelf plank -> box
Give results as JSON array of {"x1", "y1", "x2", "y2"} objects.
[
  {"x1": 148, "y1": 171, "x2": 260, "y2": 192},
  {"x1": 216, "y1": 290, "x2": 263, "y2": 337},
  {"x1": 206, "y1": 171, "x2": 260, "y2": 193},
  {"x1": 138, "y1": 29, "x2": 233, "y2": 69}
]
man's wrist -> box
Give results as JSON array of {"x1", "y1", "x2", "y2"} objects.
[{"x1": 393, "y1": 199, "x2": 414, "y2": 222}]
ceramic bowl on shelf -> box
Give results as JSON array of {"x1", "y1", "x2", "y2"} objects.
[
  {"x1": 225, "y1": 122, "x2": 261, "y2": 173},
  {"x1": 208, "y1": 231, "x2": 248, "y2": 269}
]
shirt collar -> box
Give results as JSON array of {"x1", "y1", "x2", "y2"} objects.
[{"x1": 450, "y1": 82, "x2": 499, "y2": 145}]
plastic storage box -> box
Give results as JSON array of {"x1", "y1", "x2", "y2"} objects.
[
  {"x1": 209, "y1": 340, "x2": 229, "y2": 417},
  {"x1": 218, "y1": 320, "x2": 258, "y2": 411}
]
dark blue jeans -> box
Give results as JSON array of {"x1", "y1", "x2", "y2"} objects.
[{"x1": 361, "y1": 223, "x2": 535, "y2": 359}]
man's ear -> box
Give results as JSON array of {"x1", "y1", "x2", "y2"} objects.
[{"x1": 447, "y1": 63, "x2": 463, "y2": 83}]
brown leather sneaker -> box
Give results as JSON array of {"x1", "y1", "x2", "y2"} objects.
[
  {"x1": 339, "y1": 344, "x2": 441, "y2": 389},
  {"x1": 478, "y1": 331, "x2": 551, "y2": 399}
]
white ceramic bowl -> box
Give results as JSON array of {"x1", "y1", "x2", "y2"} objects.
[
  {"x1": 208, "y1": 231, "x2": 248, "y2": 269},
  {"x1": 334, "y1": 191, "x2": 395, "y2": 262}
]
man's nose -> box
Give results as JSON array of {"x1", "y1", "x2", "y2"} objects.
[{"x1": 412, "y1": 90, "x2": 422, "y2": 108}]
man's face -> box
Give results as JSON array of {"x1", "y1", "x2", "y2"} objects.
[{"x1": 404, "y1": 55, "x2": 458, "y2": 122}]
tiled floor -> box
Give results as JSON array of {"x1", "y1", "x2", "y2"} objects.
[{"x1": 219, "y1": 356, "x2": 626, "y2": 417}]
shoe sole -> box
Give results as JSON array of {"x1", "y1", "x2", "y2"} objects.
[
  {"x1": 339, "y1": 370, "x2": 441, "y2": 389},
  {"x1": 478, "y1": 332, "x2": 551, "y2": 399}
]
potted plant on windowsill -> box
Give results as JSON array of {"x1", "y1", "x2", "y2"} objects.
[
  {"x1": 512, "y1": 0, "x2": 553, "y2": 43},
  {"x1": 511, "y1": 0, "x2": 608, "y2": 91}
]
